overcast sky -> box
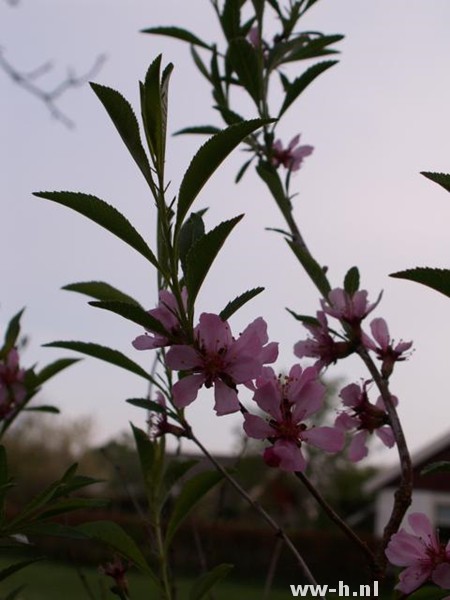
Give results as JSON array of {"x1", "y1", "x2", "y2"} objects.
[{"x1": 2, "y1": 0, "x2": 450, "y2": 465}]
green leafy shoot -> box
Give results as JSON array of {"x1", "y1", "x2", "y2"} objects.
[
  {"x1": 421, "y1": 461, "x2": 450, "y2": 477},
  {"x1": 35, "y1": 358, "x2": 81, "y2": 386}
]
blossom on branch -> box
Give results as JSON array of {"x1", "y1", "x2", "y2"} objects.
[
  {"x1": 363, "y1": 317, "x2": 413, "y2": 378},
  {"x1": 243, "y1": 365, "x2": 344, "y2": 472},
  {"x1": 0, "y1": 348, "x2": 26, "y2": 419},
  {"x1": 321, "y1": 288, "x2": 382, "y2": 328},
  {"x1": 271, "y1": 134, "x2": 313, "y2": 172},
  {"x1": 386, "y1": 512, "x2": 450, "y2": 594},
  {"x1": 166, "y1": 313, "x2": 278, "y2": 416},
  {"x1": 132, "y1": 288, "x2": 187, "y2": 350},
  {"x1": 335, "y1": 382, "x2": 396, "y2": 462},
  {"x1": 293, "y1": 311, "x2": 353, "y2": 369}
]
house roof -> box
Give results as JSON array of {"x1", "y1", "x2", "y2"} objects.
[{"x1": 365, "y1": 430, "x2": 450, "y2": 494}]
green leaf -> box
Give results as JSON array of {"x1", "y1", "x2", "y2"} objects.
[
  {"x1": 19, "y1": 522, "x2": 87, "y2": 539},
  {"x1": 62, "y1": 281, "x2": 141, "y2": 307},
  {"x1": 213, "y1": 105, "x2": 245, "y2": 126},
  {"x1": 78, "y1": 521, "x2": 155, "y2": 577},
  {"x1": 219, "y1": 287, "x2": 264, "y2": 321},
  {"x1": 286, "y1": 240, "x2": 331, "y2": 297},
  {"x1": 227, "y1": 38, "x2": 262, "y2": 105},
  {"x1": 190, "y1": 45, "x2": 213, "y2": 83},
  {"x1": 174, "y1": 126, "x2": 222, "y2": 136},
  {"x1": 126, "y1": 398, "x2": 167, "y2": 414},
  {"x1": 344, "y1": 266, "x2": 360, "y2": 295},
  {"x1": 285, "y1": 309, "x2": 320, "y2": 327},
  {"x1": 390, "y1": 267, "x2": 450, "y2": 299},
  {"x1": 251, "y1": 0, "x2": 265, "y2": 22},
  {"x1": 163, "y1": 459, "x2": 198, "y2": 501},
  {"x1": 89, "y1": 301, "x2": 168, "y2": 336},
  {"x1": 281, "y1": 34, "x2": 344, "y2": 64},
  {"x1": 221, "y1": 0, "x2": 241, "y2": 41},
  {"x1": 421, "y1": 461, "x2": 450, "y2": 476},
  {"x1": 38, "y1": 498, "x2": 108, "y2": 520},
  {"x1": 278, "y1": 61, "x2": 338, "y2": 117},
  {"x1": 179, "y1": 211, "x2": 206, "y2": 274},
  {"x1": 141, "y1": 55, "x2": 169, "y2": 168},
  {"x1": 421, "y1": 171, "x2": 450, "y2": 193},
  {"x1": 189, "y1": 564, "x2": 234, "y2": 600},
  {"x1": 235, "y1": 158, "x2": 254, "y2": 183},
  {"x1": 90, "y1": 83, "x2": 154, "y2": 188},
  {"x1": 35, "y1": 358, "x2": 81, "y2": 386},
  {"x1": 24, "y1": 405, "x2": 60, "y2": 414},
  {"x1": 0, "y1": 557, "x2": 44, "y2": 583},
  {"x1": 176, "y1": 119, "x2": 270, "y2": 232},
  {"x1": 43, "y1": 341, "x2": 152, "y2": 381},
  {"x1": 165, "y1": 470, "x2": 224, "y2": 549},
  {"x1": 141, "y1": 26, "x2": 212, "y2": 50},
  {"x1": 33, "y1": 191, "x2": 160, "y2": 270},
  {"x1": 1, "y1": 308, "x2": 24, "y2": 358},
  {"x1": 185, "y1": 215, "x2": 243, "y2": 307}
]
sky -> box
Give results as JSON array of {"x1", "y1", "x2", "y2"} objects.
[{"x1": 2, "y1": 0, "x2": 450, "y2": 466}]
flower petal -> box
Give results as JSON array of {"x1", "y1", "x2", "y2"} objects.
[
  {"x1": 172, "y1": 374, "x2": 205, "y2": 408},
  {"x1": 302, "y1": 426, "x2": 344, "y2": 453},
  {"x1": 263, "y1": 440, "x2": 306, "y2": 472},
  {"x1": 348, "y1": 431, "x2": 368, "y2": 462},
  {"x1": 243, "y1": 414, "x2": 273, "y2": 439},
  {"x1": 213, "y1": 379, "x2": 240, "y2": 415}
]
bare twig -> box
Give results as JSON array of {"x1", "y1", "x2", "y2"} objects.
[
  {"x1": 294, "y1": 471, "x2": 376, "y2": 573},
  {"x1": 263, "y1": 537, "x2": 283, "y2": 600},
  {"x1": 356, "y1": 346, "x2": 412, "y2": 563},
  {"x1": 0, "y1": 48, "x2": 107, "y2": 127},
  {"x1": 188, "y1": 429, "x2": 325, "y2": 597}
]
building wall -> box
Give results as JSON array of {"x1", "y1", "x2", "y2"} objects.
[{"x1": 374, "y1": 487, "x2": 450, "y2": 537}]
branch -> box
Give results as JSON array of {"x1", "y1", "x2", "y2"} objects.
[
  {"x1": 0, "y1": 47, "x2": 107, "y2": 128},
  {"x1": 188, "y1": 429, "x2": 325, "y2": 596},
  {"x1": 356, "y1": 346, "x2": 412, "y2": 565}
]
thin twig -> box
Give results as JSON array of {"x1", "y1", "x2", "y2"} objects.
[
  {"x1": 294, "y1": 470, "x2": 376, "y2": 571},
  {"x1": 263, "y1": 537, "x2": 283, "y2": 600},
  {"x1": 188, "y1": 430, "x2": 325, "y2": 597},
  {"x1": 356, "y1": 346, "x2": 412, "y2": 564},
  {"x1": 0, "y1": 48, "x2": 106, "y2": 128}
]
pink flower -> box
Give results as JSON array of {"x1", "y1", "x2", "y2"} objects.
[
  {"x1": 335, "y1": 382, "x2": 397, "y2": 462},
  {"x1": 386, "y1": 512, "x2": 450, "y2": 594},
  {"x1": 293, "y1": 311, "x2": 353, "y2": 369},
  {"x1": 243, "y1": 364, "x2": 344, "y2": 471},
  {"x1": 271, "y1": 135, "x2": 314, "y2": 171},
  {"x1": 166, "y1": 313, "x2": 278, "y2": 416},
  {"x1": 0, "y1": 348, "x2": 26, "y2": 419},
  {"x1": 99, "y1": 555, "x2": 129, "y2": 595},
  {"x1": 321, "y1": 288, "x2": 382, "y2": 327},
  {"x1": 247, "y1": 26, "x2": 261, "y2": 48},
  {"x1": 363, "y1": 317, "x2": 413, "y2": 377},
  {"x1": 148, "y1": 392, "x2": 185, "y2": 440},
  {"x1": 132, "y1": 288, "x2": 187, "y2": 350}
]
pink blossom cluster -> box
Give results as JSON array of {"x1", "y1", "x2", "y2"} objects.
[
  {"x1": 243, "y1": 364, "x2": 344, "y2": 471},
  {"x1": 293, "y1": 287, "x2": 412, "y2": 461},
  {"x1": 386, "y1": 512, "x2": 450, "y2": 594},
  {"x1": 0, "y1": 348, "x2": 26, "y2": 420},
  {"x1": 295, "y1": 287, "x2": 412, "y2": 373},
  {"x1": 334, "y1": 382, "x2": 396, "y2": 462},
  {"x1": 133, "y1": 292, "x2": 278, "y2": 416}
]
